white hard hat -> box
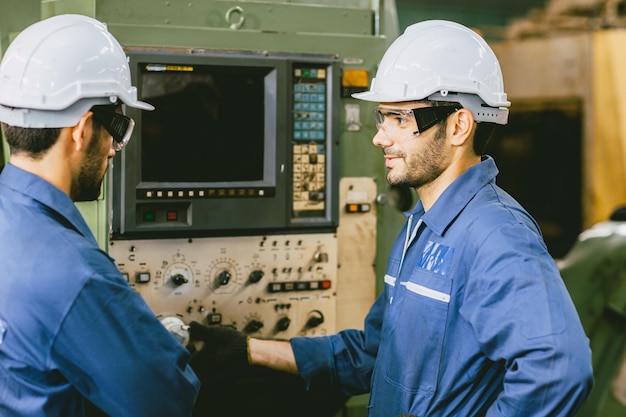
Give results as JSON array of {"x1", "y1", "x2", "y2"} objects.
[
  {"x1": 353, "y1": 20, "x2": 510, "y2": 125},
  {"x1": 0, "y1": 14, "x2": 153, "y2": 128}
]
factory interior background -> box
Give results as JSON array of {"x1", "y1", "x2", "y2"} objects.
[{"x1": 2, "y1": 1, "x2": 626, "y2": 416}]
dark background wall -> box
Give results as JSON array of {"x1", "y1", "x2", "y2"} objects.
[{"x1": 395, "y1": 0, "x2": 550, "y2": 40}]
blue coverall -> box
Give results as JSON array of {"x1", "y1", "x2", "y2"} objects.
[
  {"x1": 0, "y1": 163, "x2": 199, "y2": 417},
  {"x1": 292, "y1": 156, "x2": 593, "y2": 417}
]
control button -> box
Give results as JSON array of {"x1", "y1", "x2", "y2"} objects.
[
  {"x1": 135, "y1": 272, "x2": 150, "y2": 283},
  {"x1": 206, "y1": 313, "x2": 222, "y2": 325},
  {"x1": 309, "y1": 191, "x2": 325, "y2": 201},
  {"x1": 166, "y1": 211, "x2": 178, "y2": 221},
  {"x1": 345, "y1": 203, "x2": 371, "y2": 213},
  {"x1": 266, "y1": 280, "x2": 332, "y2": 292}
]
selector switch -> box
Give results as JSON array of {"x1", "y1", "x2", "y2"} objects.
[
  {"x1": 244, "y1": 319, "x2": 264, "y2": 334},
  {"x1": 248, "y1": 270, "x2": 265, "y2": 284},
  {"x1": 313, "y1": 249, "x2": 329, "y2": 263},
  {"x1": 306, "y1": 310, "x2": 324, "y2": 329},
  {"x1": 217, "y1": 270, "x2": 231, "y2": 286},
  {"x1": 275, "y1": 316, "x2": 291, "y2": 332}
]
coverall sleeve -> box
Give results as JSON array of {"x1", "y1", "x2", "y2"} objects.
[
  {"x1": 50, "y1": 274, "x2": 200, "y2": 417},
  {"x1": 463, "y1": 223, "x2": 593, "y2": 417},
  {"x1": 291, "y1": 291, "x2": 386, "y2": 395}
]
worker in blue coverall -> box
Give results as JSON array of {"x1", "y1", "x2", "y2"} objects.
[
  {"x1": 0, "y1": 15, "x2": 199, "y2": 417},
  {"x1": 188, "y1": 20, "x2": 594, "y2": 416}
]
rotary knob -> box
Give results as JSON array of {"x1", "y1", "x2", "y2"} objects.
[
  {"x1": 243, "y1": 319, "x2": 264, "y2": 334},
  {"x1": 305, "y1": 310, "x2": 324, "y2": 328},
  {"x1": 248, "y1": 270, "x2": 265, "y2": 284},
  {"x1": 313, "y1": 249, "x2": 329, "y2": 263},
  {"x1": 159, "y1": 317, "x2": 189, "y2": 346},
  {"x1": 170, "y1": 273, "x2": 188, "y2": 286},
  {"x1": 275, "y1": 316, "x2": 291, "y2": 332},
  {"x1": 217, "y1": 270, "x2": 231, "y2": 286}
]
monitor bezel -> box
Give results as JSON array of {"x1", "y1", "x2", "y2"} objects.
[{"x1": 110, "y1": 48, "x2": 339, "y2": 239}]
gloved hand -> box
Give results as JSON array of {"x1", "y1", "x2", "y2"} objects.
[{"x1": 188, "y1": 321, "x2": 250, "y2": 377}]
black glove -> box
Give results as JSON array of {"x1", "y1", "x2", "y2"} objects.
[{"x1": 188, "y1": 321, "x2": 250, "y2": 377}]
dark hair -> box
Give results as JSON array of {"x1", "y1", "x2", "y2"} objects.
[
  {"x1": 423, "y1": 100, "x2": 497, "y2": 155},
  {"x1": 473, "y1": 122, "x2": 497, "y2": 155},
  {"x1": 89, "y1": 109, "x2": 105, "y2": 133},
  {"x1": 0, "y1": 107, "x2": 109, "y2": 159},
  {"x1": 1, "y1": 122, "x2": 61, "y2": 159},
  {"x1": 422, "y1": 100, "x2": 455, "y2": 141}
]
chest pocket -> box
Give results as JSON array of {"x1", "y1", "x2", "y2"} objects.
[{"x1": 381, "y1": 268, "x2": 452, "y2": 395}]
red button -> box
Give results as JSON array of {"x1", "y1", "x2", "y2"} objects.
[{"x1": 166, "y1": 211, "x2": 178, "y2": 221}]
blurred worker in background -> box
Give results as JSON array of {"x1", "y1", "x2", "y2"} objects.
[
  {"x1": 0, "y1": 15, "x2": 199, "y2": 417},
  {"x1": 189, "y1": 20, "x2": 594, "y2": 416}
]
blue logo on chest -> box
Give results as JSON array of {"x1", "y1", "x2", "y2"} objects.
[{"x1": 417, "y1": 240, "x2": 454, "y2": 276}]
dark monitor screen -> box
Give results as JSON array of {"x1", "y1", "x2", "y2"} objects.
[{"x1": 139, "y1": 64, "x2": 269, "y2": 183}]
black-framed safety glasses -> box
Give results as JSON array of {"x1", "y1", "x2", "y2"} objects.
[
  {"x1": 90, "y1": 105, "x2": 135, "y2": 151},
  {"x1": 373, "y1": 105, "x2": 462, "y2": 136}
]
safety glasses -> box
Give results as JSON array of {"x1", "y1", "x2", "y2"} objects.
[
  {"x1": 90, "y1": 105, "x2": 135, "y2": 151},
  {"x1": 373, "y1": 105, "x2": 461, "y2": 136}
]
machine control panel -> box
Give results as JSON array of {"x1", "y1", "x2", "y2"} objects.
[
  {"x1": 109, "y1": 233, "x2": 337, "y2": 339},
  {"x1": 292, "y1": 64, "x2": 329, "y2": 219}
]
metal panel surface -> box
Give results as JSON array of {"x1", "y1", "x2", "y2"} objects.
[
  {"x1": 46, "y1": 0, "x2": 373, "y2": 36},
  {"x1": 336, "y1": 177, "x2": 377, "y2": 331}
]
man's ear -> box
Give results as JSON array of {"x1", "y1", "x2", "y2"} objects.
[
  {"x1": 70, "y1": 111, "x2": 94, "y2": 152},
  {"x1": 449, "y1": 108, "x2": 474, "y2": 146}
]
